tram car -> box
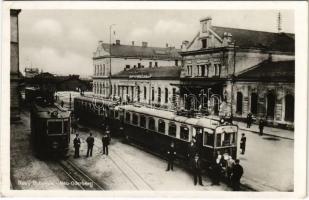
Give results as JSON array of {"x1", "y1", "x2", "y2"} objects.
[
  {"x1": 25, "y1": 86, "x2": 41, "y2": 105},
  {"x1": 74, "y1": 96, "x2": 122, "y2": 136},
  {"x1": 30, "y1": 97, "x2": 71, "y2": 158},
  {"x1": 119, "y1": 104, "x2": 238, "y2": 167}
]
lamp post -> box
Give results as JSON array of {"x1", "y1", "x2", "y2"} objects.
[{"x1": 109, "y1": 24, "x2": 116, "y2": 98}]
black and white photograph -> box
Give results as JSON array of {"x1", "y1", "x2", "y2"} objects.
[{"x1": 1, "y1": 1, "x2": 308, "y2": 198}]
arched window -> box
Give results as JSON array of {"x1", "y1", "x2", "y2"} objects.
[
  {"x1": 158, "y1": 87, "x2": 161, "y2": 103},
  {"x1": 180, "y1": 125, "x2": 189, "y2": 140},
  {"x1": 266, "y1": 93, "x2": 276, "y2": 118},
  {"x1": 236, "y1": 92, "x2": 243, "y2": 114},
  {"x1": 137, "y1": 86, "x2": 140, "y2": 102},
  {"x1": 126, "y1": 112, "x2": 131, "y2": 123},
  {"x1": 140, "y1": 115, "x2": 146, "y2": 128},
  {"x1": 144, "y1": 86, "x2": 147, "y2": 100},
  {"x1": 251, "y1": 93, "x2": 258, "y2": 115},
  {"x1": 165, "y1": 88, "x2": 168, "y2": 103},
  {"x1": 148, "y1": 117, "x2": 155, "y2": 130},
  {"x1": 158, "y1": 119, "x2": 165, "y2": 134},
  {"x1": 151, "y1": 87, "x2": 155, "y2": 101},
  {"x1": 285, "y1": 94, "x2": 294, "y2": 122},
  {"x1": 103, "y1": 64, "x2": 105, "y2": 75},
  {"x1": 172, "y1": 88, "x2": 176, "y2": 103},
  {"x1": 168, "y1": 122, "x2": 177, "y2": 137}
]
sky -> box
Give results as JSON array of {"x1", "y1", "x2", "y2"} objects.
[{"x1": 19, "y1": 10, "x2": 294, "y2": 77}]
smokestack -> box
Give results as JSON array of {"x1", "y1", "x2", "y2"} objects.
[{"x1": 142, "y1": 41, "x2": 148, "y2": 47}]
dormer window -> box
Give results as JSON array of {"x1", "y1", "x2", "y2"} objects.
[{"x1": 202, "y1": 39, "x2": 207, "y2": 48}]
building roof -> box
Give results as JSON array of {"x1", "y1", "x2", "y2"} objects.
[
  {"x1": 112, "y1": 66, "x2": 181, "y2": 79},
  {"x1": 98, "y1": 43, "x2": 181, "y2": 60},
  {"x1": 212, "y1": 26, "x2": 295, "y2": 52},
  {"x1": 236, "y1": 60, "x2": 295, "y2": 82}
]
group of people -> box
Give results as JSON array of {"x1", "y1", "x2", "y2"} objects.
[
  {"x1": 246, "y1": 113, "x2": 265, "y2": 136},
  {"x1": 73, "y1": 126, "x2": 111, "y2": 158}
]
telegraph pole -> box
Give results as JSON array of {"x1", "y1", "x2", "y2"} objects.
[{"x1": 109, "y1": 24, "x2": 115, "y2": 98}]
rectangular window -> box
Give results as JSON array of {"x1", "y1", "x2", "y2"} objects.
[
  {"x1": 132, "y1": 114, "x2": 138, "y2": 125},
  {"x1": 204, "y1": 131, "x2": 214, "y2": 147},
  {"x1": 126, "y1": 112, "x2": 131, "y2": 123},
  {"x1": 158, "y1": 120, "x2": 165, "y2": 134},
  {"x1": 168, "y1": 123, "x2": 177, "y2": 137},
  {"x1": 125, "y1": 65, "x2": 130, "y2": 69},
  {"x1": 180, "y1": 126, "x2": 189, "y2": 140},
  {"x1": 187, "y1": 66, "x2": 190, "y2": 75},
  {"x1": 155, "y1": 62, "x2": 158, "y2": 67},
  {"x1": 140, "y1": 115, "x2": 146, "y2": 128},
  {"x1": 48, "y1": 121, "x2": 63, "y2": 135},
  {"x1": 165, "y1": 88, "x2": 168, "y2": 103},
  {"x1": 202, "y1": 39, "x2": 207, "y2": 48}
]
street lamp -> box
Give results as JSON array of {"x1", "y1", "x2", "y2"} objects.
[{"x1": 109, "y1": 24, "x2": 116, "y2": 98}]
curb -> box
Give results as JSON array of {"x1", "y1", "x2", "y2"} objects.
[{"x1": 238, "y1": 127, "x2": 294, "y2": 140}]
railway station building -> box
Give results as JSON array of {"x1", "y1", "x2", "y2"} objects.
[
  {"x1": 179, "y1": 17, "x2": 295, "y2": 127},
  {"x1": 92, "y1": 40, "x2": 181, "y2": 98}
]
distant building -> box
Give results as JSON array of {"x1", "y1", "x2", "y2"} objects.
[
  {"x1": 92, "y1": 40, "x2": 181, "y2": 97},
  {"x1": 24, "y1": 67, "x2": 39, "y2": 78},
  {"x1": 179, "y1": 17, "x2": 295, "y2": 127},
  {"x1": 10, "y1": 9, "x2": 21, "y2": 121}
]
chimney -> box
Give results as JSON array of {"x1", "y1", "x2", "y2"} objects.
[
  {"x1": 132, "y1": 41, "x2": 135, "y2": 46},
  {"x1": 200, "y1": 16, "x2": 212, "y2": 33},
  {"x1": 223, "y1": 32, "x2": 233, "y2": 46},
  {"x1": 116, "y1": 40, "x2": 120, "y2": 45},
  {"x1": 98, "y1": 40, "x2": 103, "y2": 45},
  {"x1": 166, "y1": 43, "x2": 168, "y2": 48},
  {"x1": 142, "y1": 41, "x2": 148, "y2": 47},
  {"x1": 181, "y1": 40, "x2": 189, "y2": 51}
]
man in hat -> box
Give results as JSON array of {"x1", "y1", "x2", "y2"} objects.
[
  {"x1": 86, "y1": 132, "x2": 94, "y2": 157},
  {"x1": 240, "y1": 133, "x2": 247, "y2": 155},
  {"x1": 191, "y1": 154, "x2": 203, "y2": 186},
  {"x1": 166, "y1": 141, "x2": 176, "y2": 171},
  {"x1": 102, "y1": 126, "x2": 111, "y2": 155},
  {"x1": 187, "y1": 139, "x2": 197, "y2": 161},
  {"x1": 73, "y1": 134, "x2": 81, "y2": 158},
  {"x1": 246, "y1": 113, "x2": 253, "y2": 128},
  {"x1": 259, "y1": 119, "x2": 265, "y2": 136}
]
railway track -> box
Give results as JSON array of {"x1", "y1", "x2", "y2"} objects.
[{"x1": 58, "y1": 159, "x2": 105, "y2": 190}]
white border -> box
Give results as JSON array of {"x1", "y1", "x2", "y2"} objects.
[{"x1": 1, "y1": 1, "x2": 308, "y2": 198}]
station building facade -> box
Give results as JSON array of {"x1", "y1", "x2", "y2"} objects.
[
  {"x1": 92, "y1": 40, "x2": 181, "y2": 98},
  {"x1": 179, "y1": 17, "x2": 295, "y2": 127}
]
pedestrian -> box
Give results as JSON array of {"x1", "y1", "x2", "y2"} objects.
[
  {"x1": 231, "y1": 159, "x2": 244, "y2": 191},
  {"x1": 211, "y1": 158, "x2": 222, "y2": 185},
  {"x1": 191, "y1": 154, "x2": 203, "y2": 186},
  {"x1": 73, "y1": 134, "x2": 81, "y2": 158},
  {"x1": 61, "y1": 100, "x2": 64, "y2": 107},
  {"x1": 259, "y1": 119, "x2": 265, "y2": 136},
  {"x1": 187, "y1": 139, "x2": 197, "y2": 161},
  {"x1": 86, "y1": 132, "x2": 94, "y2": 157},
  {"x1": 246, "y1": 113, "x2": 253, "y2": 128},
  {"x1": 72, "y1": 118, "x2": 78, "y2": 133},
  {"x1": 226, "y1": 156, "x2": 235, "y2": 184},
  {"x1": 240, "y1": 133, "x2": 246, "y2": 154},
  {"x1": 195, "y1": 130, "x2": 203, "y2": 154},
  {"x1": 166, "y1": 141, "x2": 176, "y2": 171},
  {"x1": 102, "y1": 127, "x2": 111, "y2": 155}
]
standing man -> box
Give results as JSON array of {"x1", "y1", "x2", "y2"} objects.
[
  {"x1": 166, "y1": 141, "x2": 176, "y2": 171},
  {"x1": 86, "y1": 132, "x2": 94, "y2": 157},
  {"x1": 246, "y1": 113, "x2": 253, "y2": 128},
  {"x1": 195, "y1": 129, "x2": 203, "y2": 154},
  {"x1": 73, "y1": 134, "x2": 81, "y2": 158},
  {"x1": 211, "y1": 158, "x2": 222, "y2": 186},
  {"x1": 191, "y1": 154, "x2": 203, "y2": 186},
  {"x1": 102, "y1": 127, "x2": 111, "y2": 155},
  {"x1": 187, "y1": 139, "x2": 197, "y2": 161},
  {"x1": 259, "y1": 119, "x2": 265, "y2": 136},
  {"x1": 231, "y1": 159, "x2": 244, "y2": 191},
  {"x1": 226, "y1": 156, "x2": 235, "y2": 184},
  {"x1": 240, "y1": 133, "x2": 247, "y2": 155}
]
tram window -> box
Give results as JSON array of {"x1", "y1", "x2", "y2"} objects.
[
  {"x1": 158, "y1": 119, "x2": 165, "y2": 134},
  {"x1": 168, "y1": 122, "x2": 176, "y2": 137},
  {"x1": 148, "y1": 117, "x2": 155, "y2": 130},
  {"x1": 48, "y1": 121, "x2": 63, "y2": 135},
  {"x1": 63, "y1": 120, "x2": 69, "y2": 133},
  {"x1": 114, "y1": 110, "x2": 119, "y2": 118},
  {"x1": 132, "y1": 114, "x2": 138, "y2": 125},
  {"x1": 203, "y1": 132, "x2": 214, "y2": 146},
  {"x1": 222, "y1": 132, "x2": 231, "y2": 146},
  {"x1": 140, "y1": 115, "x2": 146, "y2": 128},
  {"x1": 126, "y1": 112, "x2": 131, "y2": 123},
  {"x1": 180, "y1": 126, "x2": 189, "y2": 140},
  {"x1": 216, "y1": 134, "x2": 222, "y2": 147}
]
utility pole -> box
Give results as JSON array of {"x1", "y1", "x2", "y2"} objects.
[{"x1": 109, "y1": 24, "x2": 115, "y2": 98}]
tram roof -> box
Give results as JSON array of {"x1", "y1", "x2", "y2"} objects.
[
  {"x1": 33, "y1": 104, "x2": 71, "y2": 118},
  {"x1": 120, "y1": 105, "x2": 222, "y2": 129},
  {"x1": 75, "y1": 96, "x2": 116, "y2": 106}
]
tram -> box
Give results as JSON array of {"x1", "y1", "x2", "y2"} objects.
[
  {"x1": 120, "y1": 105, "x2": 238, "y2": 166},
  {"x1": 74, "y1": 96, "x2": 239, "y2": 166}
]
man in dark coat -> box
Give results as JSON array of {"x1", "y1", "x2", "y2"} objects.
[
  {"x1": 195, "y1": 130, "x2": 203, "y2": 154},
  {"x1": 86, "y1": 132, "x2": 94, "y2": 157},
  {"x1": 211, "y1": 158, "x2": 222, "y2": 185},
  {"x1": 246, "y1": 113, "x2": 253, "y2": 128},
  {"x1": 166, "y1": 142, "x2": 176, "y2": 171},
  {"x1": 231, "y1": 159, "x2": 244, "y2": 191},
  {"x1": 259, "y1": 119, "x2": 265, "y2": 136},
  {"x1": 191, "y1": 154, "x2": 203, "y2": 186},
  {"x1": 73, "y1": 134, "x2": 81, "y2": 158},
  {"x1": 102, "y1": 127, "x2": 111, "y2": 155},
  {"x1": 187, "y1": 140, "x2": 197, "y2": 161},
  {"x1": 240, "y1": 133, "x2": 247, "y2": 155}
]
